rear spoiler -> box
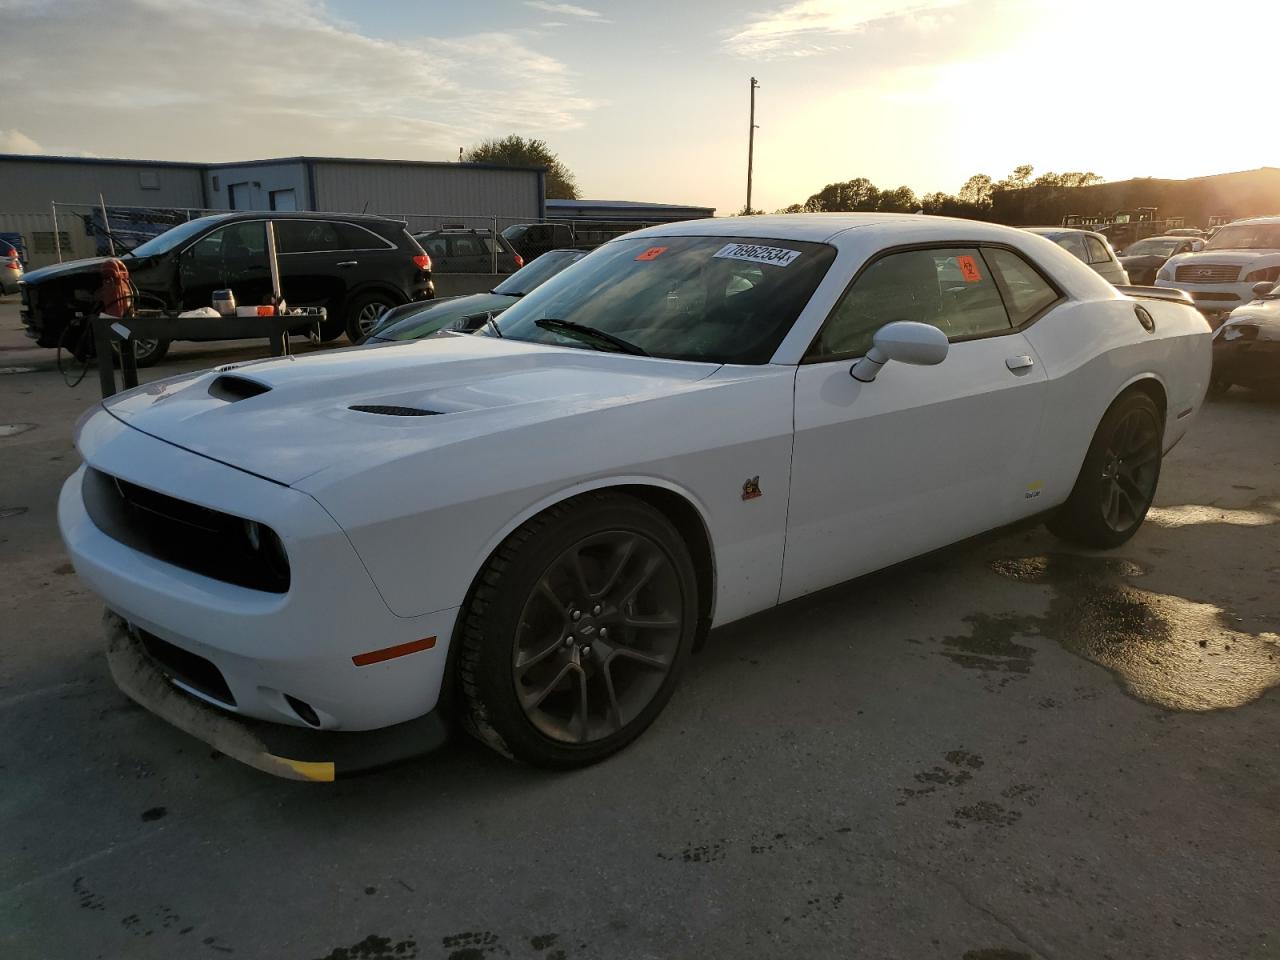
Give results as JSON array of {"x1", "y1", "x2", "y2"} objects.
[{"x1": 1114, "y1": 284, "x2": 1195, "y2": 306}]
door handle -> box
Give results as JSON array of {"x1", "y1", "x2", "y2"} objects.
[
  {"x1": 1005, "y1": 355, "x2": 1035, "y2": 372},
  {"x1": 336, "y1": 260, "x2": 358, "y2": 268}
]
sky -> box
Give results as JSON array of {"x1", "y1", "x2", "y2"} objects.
[{"x1": 0, "y1": 0, "x2": 1276, "y2": 215}]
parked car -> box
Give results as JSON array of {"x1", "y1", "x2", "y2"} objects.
[
  {"x1": 19, "y1": 212, "x2": 433, "y2": 364},
  {"x1": 501, "y1": 222, "x2": 577, "y2": 263},
  {"x1": 1024, "y1": 227, "x2": 1128, "y2": 285},
  {"x1": 61, "y1": 215, "x2": 1211, "y2": 778},
  {"x1": 1208, "y1": 280, "x2": 1280, "y2": 396},
  {"x1": 365, "y1": 249, "x2": 587, "y2": 344},
  {"x1": 1165, "y1": 228, "x2": 1205, "y2": 239},
  {"x1": 1155, "y1": 216, "x2": 1280, "y2": 327},
  {"x1": 1118, "y1": 235, "x2": 1204, "y2": 286},
  {"x1": 1, "y1": 241, "x2": 22, "y2": 295},
  {"x1": 414, "y1": 228, "x2": 522, "y2": 274}
]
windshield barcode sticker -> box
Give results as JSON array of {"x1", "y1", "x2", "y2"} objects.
[{"x1": 713, "y1": 243, "x2": 801, "y2": 267}]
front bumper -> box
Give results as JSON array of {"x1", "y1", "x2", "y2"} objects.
[
  {"x1": 60, "y1": 408, "x2": 460, "y2": 734},
  {"x1": 106, "y1": 613, "x2": 449, "y2": 779},
  {"x1": 1155, "y1": 279, "x2": 1257, "y2": 325}
]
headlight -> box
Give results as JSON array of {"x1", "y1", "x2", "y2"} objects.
[
  {"x1": 1244, "y1": 266, "x2": 1280, "y2": 283},
  {"x1": 1156, "y1": 264, "x2": 1173, "y2": 281}
]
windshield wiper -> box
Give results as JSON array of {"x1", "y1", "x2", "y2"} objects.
[{"x1": 535, "y1": 318, "x2": 649, "y2": 356}]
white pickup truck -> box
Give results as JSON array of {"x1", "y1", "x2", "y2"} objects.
[{"x1": 1156, "y1": 216, "x2": 1280, "y2": 326}]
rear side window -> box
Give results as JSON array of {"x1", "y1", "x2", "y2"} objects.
[
  {"x1": 1085, "y1": 236, "x2": 1113, "y2": 264},
  {"x1": 1056, "y1": 234, "x2": 1088, "y2": 262},
  {"x1": 448, "y1": 236, "x2": 485, "y2": 257},
  {"x1": 334, "y1": 222, "x2": 390, "y2": 250},
  {"x1": 984, "y1": 247, "x2": 1061, "y2": 325},
  {"x1": 275, "y1": 220, "x2": 342, "y2": 253},
  {"x1": 810, "y1": 247, "x2": 1012, "y2": 361}
]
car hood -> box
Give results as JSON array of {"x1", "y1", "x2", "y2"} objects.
[
  {"x1": 1166, "y1": 249, "x2": 1280, "y2": 269},
  {"x1": 370, "y1": 293, "x2": 516, "y2": 342},
  {"x1": 19, "y1": 256, "x2": 123, "y2": 285},
  {"x1": 100, "y1": 335, "x2": 722, "y2": 487}
]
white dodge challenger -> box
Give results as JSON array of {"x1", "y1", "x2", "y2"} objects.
[{"x1": 59, "y1": 215, "x2": 1212, "y2": 779}]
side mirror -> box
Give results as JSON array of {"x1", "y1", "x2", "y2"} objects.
[
  {"x1": 1253, "y1": 281, "x2": 1276, "y2": 299},
  {"x1": 850, "y1": 321, "x2": 949, "y2": 382}
]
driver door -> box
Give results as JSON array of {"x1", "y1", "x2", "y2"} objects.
[
  {"x1": 780, "y1": 245, "x2": 1052, "y2": 601},
  {"x1": 179, "y1": 220, "x2": 270, "y2": 310}
]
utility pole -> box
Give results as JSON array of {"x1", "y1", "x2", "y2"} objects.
[{"x1": 746, "y1": 77, "x2": 759, "y2": 215}]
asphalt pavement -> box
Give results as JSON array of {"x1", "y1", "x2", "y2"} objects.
[{"x1": 1, "y1": 297, "x2": 1277, "y2": 960}]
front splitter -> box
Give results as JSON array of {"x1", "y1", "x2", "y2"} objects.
[{"x1": 104, "y1": 610, "x2": 450, "y2": 780}]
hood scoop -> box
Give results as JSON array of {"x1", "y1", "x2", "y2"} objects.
[
  {"x1": 348, "y1": 404, "x2": 441, "y2": 417},
  {"x1": 209, "y1": 374, "x2": 272, "y2": 402}
]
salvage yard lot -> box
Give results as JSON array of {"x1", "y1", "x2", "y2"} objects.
[{"x1": 1, "y1": 296, "x2": 1277, "y2": 959}]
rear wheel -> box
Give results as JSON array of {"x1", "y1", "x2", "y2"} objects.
[
  {"x1": 1047, "y1": 391, "x2": 1163, "y2": 548},
  {"x1": 458, "y1": 492, "x2": 697, "y2": 768},
  {"x1": 112, "y1": 336, "x2": 170, "y2": 368},
  {"x1": 344, "y1": 291, "x2": 400, "y2": 343}
]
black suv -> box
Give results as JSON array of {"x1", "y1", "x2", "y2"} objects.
[{"x1": 19, "y1": 211, "x2": 433, "y2": 364}]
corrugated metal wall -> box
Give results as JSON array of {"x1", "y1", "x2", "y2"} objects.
[
  {"x1": 312, "y1": 161, "x2": 542, "y2": 222},
  {"x1": 204, "y1": 162, "x2": 309, "y2": 211},
  {"x1": 0, "y1": 211, "x2": 98, "y2": 267},
  {"x1": 0, "y1": 158, "x2": 206, "y2": 213}
]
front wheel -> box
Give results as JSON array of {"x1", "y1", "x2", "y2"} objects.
[
  {"x1": 1047, "y1": 391, "x2": 1163, "y2": 548},
  {"x1": 458, "y1": 492, "x2": 698, "y2": 768}
]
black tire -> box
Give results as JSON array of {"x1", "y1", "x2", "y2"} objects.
[
  {"x1": 1206, "y1": 374, "x2": 1232, "y2": 400},
  {"x1": 458, "y1": 492, "x2": 698, "y2": 768},
  {"x1": 1047, "y1": 391, "x2": 1164, "y2": 549},
  {"x1": 343, "y1": 290, "x2": 400, "y2": 343},
  {"x1": 112, "y1": 337, "x2": 170, "y2": 368},
  {"x1": 317, "y1": 312, "x2": 347, "y2": 343}
]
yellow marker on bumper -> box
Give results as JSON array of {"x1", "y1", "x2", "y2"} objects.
[{"x1": 274, "y1": 757, "x2": 336, "y2": 782}]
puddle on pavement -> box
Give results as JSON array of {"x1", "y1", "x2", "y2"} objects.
[
  {"x1": 0, "y1": 422, "x2": 37, "y2": 437},
  {"x1": 1146, "y1": 503, "x2": 1278, "y2": 528},
  {"x1": 980, "y1": 554, "x2": 1280, "y2": 711}
]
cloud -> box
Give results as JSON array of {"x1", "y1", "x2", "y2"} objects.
[
  {"x1": 0, "y1": 128, "x2": 43, "y2": 154},
  {"x1": 0, "y1": 0, "x2": 596, "y2": 163},
  {"x1": 723, "y1": 0, "x2": 961, "y2": 58},
  {"x1": 524, "y1": 1, "x2": 608, "y2": 21}
]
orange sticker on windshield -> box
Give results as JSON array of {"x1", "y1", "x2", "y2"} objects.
[
  {"x1": 956, "y1": 255, "x2": 982, "y2": 282},
  {"x1": 635, "y1": 246, "x2": 667, "y2": 261}
]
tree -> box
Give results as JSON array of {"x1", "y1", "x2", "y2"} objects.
[
  {"x1": 958, "y1": 174, "x2": 994, "y2": 207},
  {"x1": 775, "y1": 203, "x2": 807, "y2": 214},
  {"x1": 734, "y1": 205, "x2": 766, "y2": 216},
  {"x1": 463, "y1": 135, "x2": 581, "y2": 199},
  {"x1": 875, "y1": 185, "x2": 919, "y2": 213}
]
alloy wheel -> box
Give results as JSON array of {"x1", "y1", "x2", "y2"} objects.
[
  {"x1": 513, "y1": 530, "x2": 684, "y2": 744},
  {"x1": 1098, "y1": 408, "x2": 1160, "y2": 533}
]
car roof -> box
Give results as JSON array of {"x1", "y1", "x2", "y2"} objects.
[
  {"x1": 1024, "y1": 226, "x2": 1108, "y2": 241},
  {"x1": 1217, "y1": 215, "x2": 1280, "y2": 225},
  {"x1": 199, "y1": 210, "x2": 406, "y2": 226}
]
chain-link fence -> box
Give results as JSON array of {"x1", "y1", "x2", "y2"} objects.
[{"x1": 0, "y1": 201, "x2": 683, "y2": 271}]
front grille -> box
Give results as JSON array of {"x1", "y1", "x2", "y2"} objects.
[
  {"x1": 1175, "y1": 263, "x2": 1240, "y2": 283},
  {"x1": 83, "y1": 468, "x2": 290, "y2": 592},
  {"x1": 138, "y1": 628, "x2": 235, "y2": 706}
]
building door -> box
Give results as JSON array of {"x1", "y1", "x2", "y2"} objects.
[
  {"x1": 228, "y1": 182, "x2": 253, "y2": 210},
  {"x1": 270, "y1": 189, "x2": 297, "y2": 212}
]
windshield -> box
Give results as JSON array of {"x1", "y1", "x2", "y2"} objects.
[
  {"x1": 125, "y1": 216, "x2": 225, "y2": 258},
  {"x1": 492, "y1": 235, "x2": 836, "y2": 364},
  {"x1": 492, "y1": 250, "x2": 587, "y2": 296},
  {"x1": 1127, "y1": 238, "x2": 1180, "y2": 257},
  {"x1": 1205, "y1": 224, "x2": 1280, "y2": 251}
]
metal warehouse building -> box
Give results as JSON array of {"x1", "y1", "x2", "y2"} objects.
[{"x1": 0, "y1": 153, "x2": 546, "y2": 266}]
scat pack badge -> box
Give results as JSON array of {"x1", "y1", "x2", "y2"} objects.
[{"x1": 741, "y1": 476, "x2": 762, "y2": 501}]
